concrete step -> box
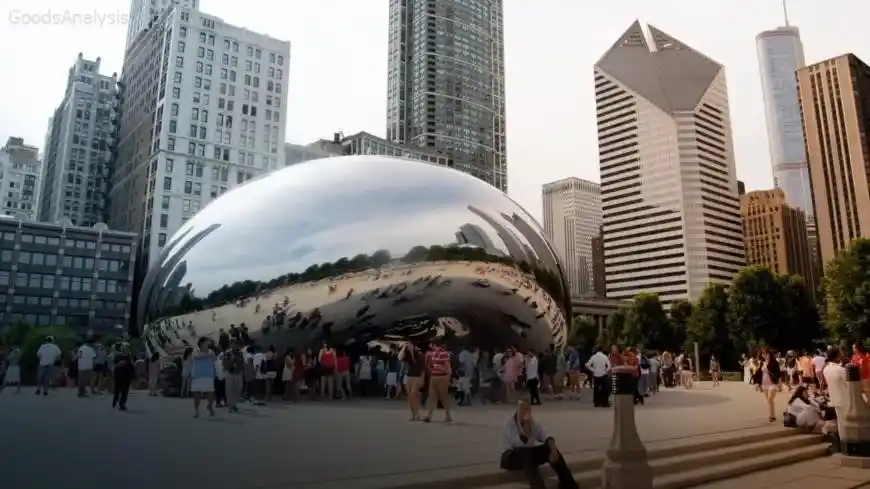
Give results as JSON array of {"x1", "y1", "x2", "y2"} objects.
[
  {"x1": 370, "y1": 426, "x2": 816, "y2": 489},
  {"x1": 481, "y1": 433, "x2": 829, "y2": 489}
]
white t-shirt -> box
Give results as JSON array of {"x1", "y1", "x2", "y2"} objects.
[
  {"x1": 586, "y1": 351, "x2": 611, "y2": 377},
  {"x1": 37, "y1": 343, "x2": 61, "y2": 367},
  {"x1": 77, "y1": 345, "x2": 97, "y2": 371},
  {"x1": 525, "y1": 356, "x2": 539, "y2": 380},
  {"x1": 812, "y1": 355, "x2": 827, "y2": 374},
  {"x1": 358, "y1": 355, "x2": 372, "y2": 380},
  {"x1": 253, "y1": 353, "x2": 266, "y2": 380}
]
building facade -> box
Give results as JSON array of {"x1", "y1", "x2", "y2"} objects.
[
  {"x1": 40, "y1": 54, "x2": 119, "y2": 227},
  {"x1": 291, "y1": 131, "x2": 453, "y2": 168},
  {"x1": 0, "y1": 138, "x2": 41, "y2": 220},
  {"x1": 111, "y1": 5, "x2": 290, "y2": 268},
  {"x1": 756, "y1": 26, "x2": 813, "y2": 218},
  {"x1": 594, "y1": 21, "x2": 745, "y2": 304},
  {"x1": 740, "y1": 189, "x2": 815, "y2": 288},
  {"x1": 797, "y1": 54, "x2": 870, "y2": 264},
  {"x1": 541, "y1": 177, "x2": 602, "y2": 297},
  {"x1": 284, "y1": 142, "x2": 339, "y2": 167},
  {"x1": 126, "y1": 0, "x2": 199, "y2": 49},
  {"x1": 0, "y1": 218, "x2": 136, "y2": 330},
  {"x1": 386, "y1": 0, "x2": 507, "y2": 191},
  {"x1": 590, "y1": 225, "x2": 606, "y2": 297}
]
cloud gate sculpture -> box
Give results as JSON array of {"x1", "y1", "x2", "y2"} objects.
[{"x1": 138, "y1": 155, "x2": 571, "y2": 357}]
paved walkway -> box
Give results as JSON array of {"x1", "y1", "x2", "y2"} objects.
[
  {"x1": 0, "y1": 382, "x2": 793, "y2": 489},
  {"x1": 694, "y1": 455, "x2": 870, "y2": 489}
]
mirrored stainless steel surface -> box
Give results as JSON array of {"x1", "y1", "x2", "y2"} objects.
[{"x1": 138, "y1": 156, "x2": 571, "y2": 356}]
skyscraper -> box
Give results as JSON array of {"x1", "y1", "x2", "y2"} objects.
[
  {"x1": 0, "y1": 137, "x2": 42, "y2": 220},
  {"x1": 541, "y1": 177, "x2": 602, "y2": 297},
  {"x1": 756, "y1": 23, "x2": 813, "y2": 217},
  {"x1": 796, "y1": 53, "x2": 870, "y2": 264},
  {"x1": 594, "y1": 21, "x2": 745, "y2": 304},
  {"x1": 126, "y1": 0, "x2": 200, "y2": 48},
  {"x1": 40, "y1": 54, "x2": 119, "y2": 226},
  {"x1": 386, "y1": 0, "x2": 507, "y2": 192},
  {"x1": 740, "y1": 189, "x2": 815, "y2": 289},
  {"x1": 111, "y1": 5, "x2": 290, "y2": 269}
]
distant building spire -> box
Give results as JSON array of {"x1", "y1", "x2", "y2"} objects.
[{"x1": 783, "y1": 0, "x2": 790, "y2": 26}]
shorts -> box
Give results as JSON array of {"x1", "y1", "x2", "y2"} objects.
[
  {"x1": 191, "y1": 377, "x2": 215, "y2": 393},
  {"x1": 265, "y1": 371, "x2": 277, "y2": 380},
  {"x1": 802, "y1": 376, "x2": 815, "y2": 385},
  {"x1": 320, "y1": 367, "x2": 335, "y2": 376},
  {"x1": 93, "y1": 364, "x2": 105, "y2": 374},
  {"x1": 385, "y1": 372, "x2": 398, "y2": 386}
]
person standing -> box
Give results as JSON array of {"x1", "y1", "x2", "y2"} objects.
[
  {"x1": 76, "y1": 339, "x2": 97, "y2": 397},
  {"x1": 3, "y1": 345, "x2": 22, "y2": 394},
  {"x1": 759, "y1": 350, "x2": 781, "y2": 423},
  {"x1": 318, "y1": 342, "x2": 337, "y2": 400},
  {"x1": 399, "y1": 343, "x2": 425, "y2": 420},
  {"x1": 112, "y1": 343, "x2": 135, "y2": 410},
  {"x1": 423, "y1": 342, "x2": 453, "y2": 423},
  {"x1": 525, "y1": 350, "x2": 541, "y2": 406},
  {"x1": 191, "y1": 337, "x2": 217, "y2": 418},
  {"x1": 35, "y1": 336, "x2": 62, "y2": 396},
  {"x1": 222, "y1": 339, "x2": 245, "y2": 413},
  {"x1": 710, "y1": 355, "x2": 721, "y2": 387},
  {"x1": 214, "y1": 348, "x2": 227, "y2": 407},
  {"x1": 148, "y1": 352, "x2": 161, "y2": 396},
  {"x1": 457, "y1": 346, "x2": 477, "y2": 406},
  {"x1": 586, "y1": 346, "x2": 611, "y2": 408}
]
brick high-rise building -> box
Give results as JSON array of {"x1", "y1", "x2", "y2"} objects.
[
  {"x1": 740, "y1": 188, "x2": 815, "y2": 289},
  {"x1": 796, "y1": 54, "x2": 870, "y2": 264}
]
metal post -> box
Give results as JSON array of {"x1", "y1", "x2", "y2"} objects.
[
  {"x1": 601, "y1": 366, "x2": 653, "y2": 488},
  {"x1": 839, "y1": 364, "x2": 870, "y2": 467},
  {"x1": 693, "y1": 342, "x2": 700, "y2": 382}
]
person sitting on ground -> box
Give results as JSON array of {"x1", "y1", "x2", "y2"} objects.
[
  {"x1": 500, "y1": 400, "x2": 579, "y2": 489},
  {"x1": 786, "y1": 385, "x2": 824, "y2": 431}
]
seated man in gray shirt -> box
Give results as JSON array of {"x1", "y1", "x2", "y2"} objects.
[{"x1": 500, "y1": 400, "x2": 579, "y2": 489}]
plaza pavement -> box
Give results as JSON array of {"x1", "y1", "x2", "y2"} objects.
[{"x1": 0, "y1": 382, "x2": 792, "y2": 489}]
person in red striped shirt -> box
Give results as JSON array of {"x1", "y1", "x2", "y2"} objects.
[{"x1": 423, "y1": 343, "x2": 453, "y2": 423}]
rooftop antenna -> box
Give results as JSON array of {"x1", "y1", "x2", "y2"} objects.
[{"x1": 782, "y1": 0, "x2": 790, "y2": 26}]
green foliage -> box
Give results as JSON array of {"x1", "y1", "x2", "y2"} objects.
[
  {"x1": 687, "y1": 283, "x2": 735, "y2": 367},
  {"x1": 621, "y1": 292, "x2": 669, "y2": 350},
  {"x1": 666, "y1": 299, "x2": 691, "y2": 351},
  {"x1": 779, "y1": 274, "x2": 822, "y2": 347},
  {"x1": 568, "y1": 317, "x2": 599, "y2": 353},
  {"x1": 823, "y1": 238, "x2": 870, "y2": 343},
  {"x1": 727, "y1": 266, "x2": 785, "y2": 349},
  {"x1": 600, "y1": 308, "x2": 626, "y2": 349},
  {"x1": 1, "y1": 323, "x2": 79, "y2": 381}
]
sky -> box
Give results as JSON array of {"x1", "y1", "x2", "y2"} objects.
[{"x1": 0, "y1": 0, "x2": 867, "y2": 223}]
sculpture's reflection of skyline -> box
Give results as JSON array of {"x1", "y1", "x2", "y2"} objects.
[{"x1": 138, "y1": 156, "x2": 572, "y2": 356}]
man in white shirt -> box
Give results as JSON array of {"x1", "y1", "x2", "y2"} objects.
[
  {"x1": 35, "y1": 337, "x2": 62, "y2": 396},
  {"x1": 76, "y1": 340, "x2": 97, "y2": 397},
  {"x1": 252, "y1": 347, "x2": 266, "y2": 405},
  {"x1": 822, "y1": 347, "x2": 847, "y2": 447},
  {"x1": 586, "y1": 347, "x2": 611, "y2": 408},
  {"x1": 525, "y1": 351, "x2": 541, "y2": 405}
]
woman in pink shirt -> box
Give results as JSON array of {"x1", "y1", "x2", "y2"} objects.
[{"x1": 502, "y1": 349, "x2": 523, "y2": 403}]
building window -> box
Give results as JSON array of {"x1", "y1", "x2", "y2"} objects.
[
  {"x1": 159, "y1": 214, "x2": 168, "y2": 228},
  {"x1": 163, "y1": 177, "x2": 172, "y2": 191},
  {"x1": 175, "y1": 56, "x2": 184, "y2": 68},
  {"x1": 158, "y1": 233, "x2": 167, "y2": 247},
  {"x1": 161, "y1": 196, "x2": 170, "y2": 210}
]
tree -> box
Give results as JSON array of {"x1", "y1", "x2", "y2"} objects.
[
  {"x1": 728, "y1": 266, "x2": 787, "y2": 350},
  {"x1": 688, "y1": 283, "x2": 735, "y2": 368},
  {"x1": 568, "y1": 317, "x2": 599, "y2": 354},
  {"x1": 2, "y1": 323, "x2": 79, "y2": 383},
  {"x1": 666, "y1": 298, "x2": 691, "y2": 351},
  {"x1": 779, "y1": 274, "x2": 822, "y2": 348},
  {"x1": 600, "y1": 308, "x2": 626, "y2": 349},
  {"x1": 622, "y1": 292, "x2": 669, "y2": 349},
  {"x1": 823, "y1": 237, "x2": 870, "y2": 343}
]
